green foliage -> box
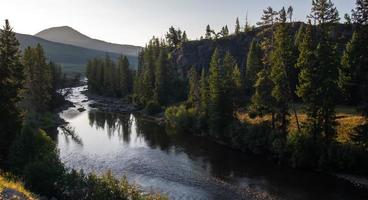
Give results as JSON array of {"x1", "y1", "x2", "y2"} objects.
[
  {"x1": 86, "y1": 54, "x2": 133, "y2": 97},
  {"x1": 165, "y1": 26, "x2": 187, "y2": 48},
  {"x1": 208, "y1": 49, "x2": 229, "y2": 137},
  {"x1": 251, "y1": 69, "x2": 276, "y2": 121},
  {"x1": 308, "y1": 0, "x2": 340, "y2": 25},
  {"x1": 9, "y1": 125, "x2": 65, "y2": 196},
  {"x1": 187, "y1": 67, "x2": 200, "y2": 109},
  {"x1": 165, "y1": 105, "x2": 199, "y2": 133},
  {"x1": 296, "y1": 22, "x2": 340, "y2": 141},
  {"x1": 245, "y1": 39, "x2": 263, "y2": 95},
  {"x1": 23, "y1": 44, "x2": 53, "y2": 113},
  {"x1": 60, "y1": 170, "x2": 165, "y2": 200},
  {"x1": 340, "y1": 28, "x2": 368, "y2": 110},
  {"x1": 0, "y1": 20, "x2": 24, "y2": 164},
  {"x1": 134, "y1": 38, "x2": 181, "y2": 107}
]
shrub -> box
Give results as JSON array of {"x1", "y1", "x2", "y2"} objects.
[
  {"x1": 165, "y1": 105, "x2": 198, "y2": 133},
  {"x1": 61, "y1": 170, "x2": 167, "y2": 200}
]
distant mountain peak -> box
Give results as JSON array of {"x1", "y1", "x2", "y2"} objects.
[{"x1": 35, "y1": 26, "x2": 141, "y2": 56}]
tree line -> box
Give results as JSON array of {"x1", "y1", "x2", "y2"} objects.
[{"x1": 86, "y1": 55, "x2": 133, "y2": 98}]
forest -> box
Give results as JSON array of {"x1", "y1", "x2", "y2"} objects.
[
  {"x1": 86, "y1": 0, "x2": 368, "y2": 174},
  {"x1": 0, "y1": 0, "x2": 368, "y2": 199}
]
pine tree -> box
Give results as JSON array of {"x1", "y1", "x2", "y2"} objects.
[
  {"x1": 352, "y1": 0, "x2": 368, "y2": 25},
  {"x1": 154, "y1": 48, "x2": 170, "y2": 105},
  {"x1": 182, "y1": 31, "x2": 188, "y2": 43},
  {"x1": 341, "y1": 28, "x2": 368, "y2": 109},
  {"x1": 232, "y1": 64, "x2": 243, "y2": 107},
  {"x1": 208, "y1": 49, "x2": 224, "y2": 137},
  {"x1": 270, "y1": 20, "x2": 294, "y2": 133},
  {"x1": 251, "y1": 69, "x2": 276, "y2": 128},
  {"x1": 287, "y1": 6, "x2": 294, "y2": 23},
  {"x1": 257, "y1": 7, "x2": 278, "y2": 26},
  {"x1": 0, "y1": 20, "x2": 24, "y2": 163},
  {"x1": 205, "y1": 25, "x2": 212, "y2": 39},
  {"x1": 277, "y1": 7, "x2": 287, "y2": 23},
  {"x1": 118, "y1": 55, "x2": 130, "y2": 97},
  {"x1": 222, "y1": 52, "x2": 237, "y2": 117},
  {"x1": 297, "y1": 23, "x2": 339, "y2": 140},
  {"x1": 308, "y1": 0, "x2": 340, "y2": 25},
  {"x1": 188, "y1": 67, "x2": 200, "y2": 109},
  {"x1": 245, "y1": 39, "x2": 263, "y2": 95},
  {"x1": 235, "y1": 17, "x2": 241, "y2": 34},
  {"x1": 23, "y1": 44, "x2": 52, "y2": 113},
  {"x1": 244, "y1": 11, "x2": 251, "y2": 33},
  {"x1": 199, "y1": 68, "x2": 209, "y2": 112}
]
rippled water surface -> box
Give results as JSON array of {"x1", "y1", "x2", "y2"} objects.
[{"x1": 57, "y1": 86, "x2": 366, "y2": 200}]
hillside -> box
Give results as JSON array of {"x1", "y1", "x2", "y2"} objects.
[
  {"x1": 16, "y1": 33, "x2": 138, "y2": 76},
  {"x1": 35, "y1": 26, "x2": 142, "y2": 57},
  {"x1": 172, "y1": 22, "x2": 353, "y2": 75}
]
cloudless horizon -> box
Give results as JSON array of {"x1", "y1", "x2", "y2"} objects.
[{"x1": 1, "y1": 0, "x2": 355, "y2": 46}]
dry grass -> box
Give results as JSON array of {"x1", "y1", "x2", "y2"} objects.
[
  {"x1": 0, "y1": 174, "x2": 36, "y2": 200},
  {"x1": 237, "y1": 105, "x2": 365, "y2": 144}
]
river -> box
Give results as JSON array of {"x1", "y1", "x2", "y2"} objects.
[{"x1": 56, "y1": 86, "x2": 366, "y2": 200}]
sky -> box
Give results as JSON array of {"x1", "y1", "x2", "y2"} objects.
[{"x1": 0, "y1": 0, "x2": 356, "y2": 46}]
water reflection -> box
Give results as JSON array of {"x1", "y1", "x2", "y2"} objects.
[{"x1": 57, "y1": 86, "x2": 367, "y2": 200}]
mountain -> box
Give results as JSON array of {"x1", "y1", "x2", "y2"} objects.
[
  {"x1": 16, "y1": 33, "x2": 138, "y2": 76},
  {"x1": 35, "y1": 26, "x2": 141, "y2": 57}
]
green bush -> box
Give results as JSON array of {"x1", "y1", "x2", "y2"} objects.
[
  {"x1": 144, "y1": 101, "x2": 162, "y2": 115},
  {"x1": 165, "y1": 105, "x2": 198, "y2": 133},
  {"x1": 61, "y1": 170, "x2": 167, "y2": 200}
]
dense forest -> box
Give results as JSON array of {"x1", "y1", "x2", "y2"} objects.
[{"x1": 87, "y1": 0, "x2": 368, "y2": 175}]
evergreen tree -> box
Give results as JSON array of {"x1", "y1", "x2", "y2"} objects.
[
  {"x1": 205, "y1": 25, "x2": 212, "y2": 39},
  {"x1": 188, "y1": 67, "x2": 200, "y2": 109},
  {"x1": 251, "y1": 69, "x2": 276, "y2": 129},
  {"x1": 245, "y1": 39, "x2": 263, "y2": 95},
  {"x1": 287, "y1": 6, "x2": 294, "y2": 22},
  {"x1": 23, "y1": 44, "x2": 52, "y2": 113},
  {"x1": 199, "y1": 68, "x2": 209, "y2": 113},
  {"x1": 222, "y1": 52, "x2": 237, "y2": 116},
  {"x1": 235, "y1": 17, "x2": 241, "y2": 34},
  {"x1": 257, "y1": 7, "x2": 278, "y2": 26},
  {"x1": 232, "y1": 64, "x2": 243, "y2": 107},
  {"x1": 154, "y1": 48, "x2": 170, "y2": 105},
  {"x1": 341, "y1": 28, "x2": 368, "y2": 107},
  {"x1": 277, "y1": 7, "x2": 287, "y2": 23},
  {"x1": 118, "y1": 55, "x2": 131, "y2": 97},
  {"x1": 308, "y1": 0, "x2": 340, "y2": 25},
  {"x1": 0, "y1": 20, "x2": 24, "y2": 163},
  {"x1": 244, "y1": 11, "x2": 251, "y2": 32},
  {"x1": 352, "y1": 0, "x2": 368, "y2": 25},
  {"x1": 344, "y1": 13, "x2": 352, "y2": 24},
  {"x1": 270, "y1": 20, "x2": 294, "y2": 133},
  {"x1": 208, "y1": 49, "x2": 225, "y2": 137},
  {"x1": 297, "y1": 23, "x2": 339, "y2": 140},
  {"x1": 182, "y1": 31, "x2": 188, "y2": 43}
]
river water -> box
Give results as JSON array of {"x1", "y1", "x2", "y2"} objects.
[{"x1": 57, "y1": 86, "x2": 366, "y2": 200}]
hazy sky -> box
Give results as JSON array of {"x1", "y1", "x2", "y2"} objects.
[{"x1": 0, "y1": 0, "x2": 355, "y2": 46}]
